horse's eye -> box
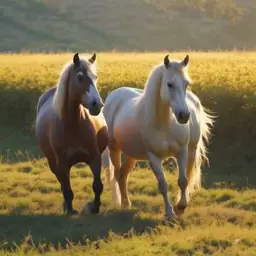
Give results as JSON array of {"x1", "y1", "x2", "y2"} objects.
[
  {"x1": 77, "y1": 73, "x2": 84, "y2": 82},
  {"x1": 167, "y1": 83, "x2": 173, "y2": 89}
]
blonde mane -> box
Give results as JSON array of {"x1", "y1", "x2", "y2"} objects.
[
  {"x1": 143, "y1": 60, "x2": 191, "y2": 128},
  {"x1": 143, "y1": 64, "x2": 165, "y2": 127},
  {"x1": 52, "y1": 57, "x2": 97, "y2": 118}
]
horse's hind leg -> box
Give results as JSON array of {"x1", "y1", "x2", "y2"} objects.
[
  {"x1": 102, "y1": 147, "x2": 121, "y2": 207},
  {"x1": 109, "y1": 147, "x2": 122, "y2": 207},
  {"x1": 176, "y1": 147, "x2": 200, "y2": 216},
  {"x1": 118, "y1": 155, "x2": 136, "y2": 209},
  {"x1": 109, "y1": 148, "x2": 122, "y2": 177},
  {"x1": 48, "y1": 158, "x2": 77, "y2": 215}
]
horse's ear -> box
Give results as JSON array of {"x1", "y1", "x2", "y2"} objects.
[
  {"x1": 182, "y1": 54, "x2": 189, "y2": 67},
  {"x1": 164, "y1": 55, "x2": 170, "y2": 69},
  {"x1": 73, "y1": 52, "x2": 80, "y2": 67},
  {"x1": 89, "y1": 52, "x2": 96, "y2": 64}
]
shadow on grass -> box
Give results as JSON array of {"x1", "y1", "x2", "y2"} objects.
[{"x1": 0, "y1": 210, "x2": 157, "y2": 251}]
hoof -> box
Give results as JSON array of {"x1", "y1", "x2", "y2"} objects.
[
  {"x1": 81, "y1": 202, "x2": 100, "y2": 215},
  {"x1": 165, "y1": 212, "x2": 177, "y2": 221},
  {"x1": 67, "y1": 209, "x2": 79, "y2": 216},
  {"x1": 174, "y1": 204, "x2": 186, "y2": 216},
  {"x1": 63, "y1": 202, "x2": 78, "y2": 216},
  {"x1": 121, "y1": 205, "x2": 131, "y2": 210},
  {"x1": 163, "y1": 213, "x2": 177, "y2": 227},
  {"x1": 121, "y1": 200, "x2": 131, "y2": 210}
]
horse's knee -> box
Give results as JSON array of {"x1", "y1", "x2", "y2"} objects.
[{"x1": 110, "y1": 150, "x2": 121, "y2": 171}]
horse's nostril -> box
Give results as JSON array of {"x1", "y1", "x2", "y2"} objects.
[
  {"x1": 178, "y1": 112, "x2": 190, "y2": 122},
  {"x1": 91, "y1": 101, "x2": 97, "y2": 107},
  {"x1": 179, "y1": 112, "x2": 185, "y2": 120}
]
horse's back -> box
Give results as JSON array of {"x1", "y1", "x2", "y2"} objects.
[
  {"x1": 105, "y1": 87, "x2": 142, "y2": 106},
  {"x1": 37, "y1": 87, "x2": 56, "y2": 114},
  {"x1": 103, "y1": 87, "x2": 142, "y2": 127},
  {"x1": 35, "y1": 87, "x2": 56, "y2": 141}
]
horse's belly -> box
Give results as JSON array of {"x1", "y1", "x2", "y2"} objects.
[{"x1": 113, "y1": 116, "x2": 148, "y2": 160}]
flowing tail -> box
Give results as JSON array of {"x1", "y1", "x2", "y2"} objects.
[
  {"x1": 102, "y1": 147, "x2": 121, "y2": 207},
  {"x1": 188, "y1": 104, "x2": 215, "y2": 193}
]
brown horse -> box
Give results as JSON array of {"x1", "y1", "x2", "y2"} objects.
[{"x1": 35, "y1": 53, "x2": 108, "y2": 215}]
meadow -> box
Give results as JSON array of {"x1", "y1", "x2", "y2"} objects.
[{"x1": 0, "y1": 52, "x2": 255, "y2": 255}]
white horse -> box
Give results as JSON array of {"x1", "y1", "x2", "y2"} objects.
[{"x1": 103, "y1": 54, "x2": 214, "y2": 219}]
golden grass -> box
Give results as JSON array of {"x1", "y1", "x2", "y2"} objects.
[
  {"x1": 0, "y1": 52, "x2": 256, "y2": 255},
  {"x1": 0, "y1": 160, "x2": 255, "y2": 255},
  {"x1": 1, "y1": 51, "x2": 256, "y2": 92}
]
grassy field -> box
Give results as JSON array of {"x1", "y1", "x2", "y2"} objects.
[{"x1": 0, "y1": 52, "x2": 255, "y2": 255}]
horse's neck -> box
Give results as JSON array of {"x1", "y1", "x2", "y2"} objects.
[
  {"x1": 63, "y1": 97, "x2": 86, "y2": 128},
  {"x1": 143, "y1": 66, "x2": 171, "y2": 128}
]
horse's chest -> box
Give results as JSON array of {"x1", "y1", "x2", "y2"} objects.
[
  {"x1": 153, "y1": 136, "x2": 180, "y2": 157},
  {"x1": 66, "y1": 146, "x2": 89, "y2": 160},
  {"x1": 146, "y1": 127, "x2": 187, "y2": 158},
  {"x1": 62, "y1": 134, "x2": 94, "y2": 163}
]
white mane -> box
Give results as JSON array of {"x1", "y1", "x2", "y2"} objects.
[
  {"x1": 52, "y1": 57, "x2": 97, "y2": 118},
  {"x1": 143, "y1": 61, "x2": 192, "y2": 128}
]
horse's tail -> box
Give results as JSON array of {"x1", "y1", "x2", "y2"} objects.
[
  {"x1": 189, "y1": 103, "x2": 215, "y2": 193},
  {"x1": 102, "y1": 147, "x2": 121, "y2": 207}
]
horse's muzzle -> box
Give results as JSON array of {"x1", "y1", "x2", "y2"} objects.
[
  {"x1": 177, "y1": 111, "x2": 190, "y2": 124},
  {"x1": 89, "y1": 102, "x2": 104, "y2": 116}
]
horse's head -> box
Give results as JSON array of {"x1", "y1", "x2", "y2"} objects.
[
  {"x1": 69, "y1": 52, "x2": 103, "y2": 116},
  {"x1": 160, "y1": 54, "x2": 191, "y2": 124}
]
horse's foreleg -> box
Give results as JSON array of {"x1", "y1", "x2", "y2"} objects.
[
  {"x1": 51, "y1": 159, "x2": 77, "y2": 216},
  {"x1": 60, "y1": 170, "x2": 77, "y2": 215},
  {"x1": 87, "y1": 154, "x2": 103, "y2": 214},
  {"x1": 175, "y1": 146, "x2": 189, "y2": 216},
  {"x1": 118, "y1": 156, "x2": 136, "y2": 209},
  {"x1": 148, "y1": 152, "x2": 176, "y2": 219}
]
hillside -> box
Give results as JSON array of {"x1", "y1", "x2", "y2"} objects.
[
  {"x1": 0, "y1": 0, "x2": 256, "y2": 52},
  {"x1": 0, "y1": 0, "x2": 119, "y2": 52}
]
